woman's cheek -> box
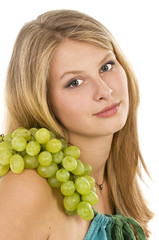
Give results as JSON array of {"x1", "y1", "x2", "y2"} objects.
[
  {"x1": 52, "y1": 93, "x2": 83, "y2": 118},
  {"x1": 115, "y1": 69, "x2": 128, "y2": 96}
]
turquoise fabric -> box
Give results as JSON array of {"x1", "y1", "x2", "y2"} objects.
[
  {"x1": 84, "y1": 210, "x2": 146, "y2": 240},
  {"x1": 84, "y1": 211, "x2": 109, "y2": 240}
]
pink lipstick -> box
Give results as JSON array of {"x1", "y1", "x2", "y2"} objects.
[{"x1": 94, "y1": 102, "x2": 120, "y2": 118}]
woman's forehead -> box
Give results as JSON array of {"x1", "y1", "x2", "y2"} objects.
[{"x1": 50, "y1": 40, "x2": 115, "y2": 78}]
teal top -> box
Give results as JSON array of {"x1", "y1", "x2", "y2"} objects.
[{"x1": 84, "y1": 210, "x2": 146, "y2": 240}]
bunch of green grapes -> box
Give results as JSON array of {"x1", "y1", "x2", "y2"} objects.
[{"x1": 0, "y1": 127, "x2": 98, "y2": 221}]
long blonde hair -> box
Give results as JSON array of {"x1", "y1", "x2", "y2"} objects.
[{"x1": 5, "y1": 10, "x2": 153, "y2": 237}]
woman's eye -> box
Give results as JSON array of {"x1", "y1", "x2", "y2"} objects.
[
  {"x1": 66, "y1": 79, "x2": 83, "y2": 88},
  {"x1": 101, "y1": 62, "x2": 115, "y2": 72}
]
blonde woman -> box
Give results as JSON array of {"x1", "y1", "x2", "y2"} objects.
[{"x1": 0, "y1": 10, "x2": 153, "y2": 239}]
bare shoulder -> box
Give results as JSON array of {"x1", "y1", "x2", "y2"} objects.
[
  {"x1": 0, "y1": 170, "x2": 91, "y2": 240},
  {"x1": 0, "y1": 170, "x2": 56, "y2": 240},
  {"x1": 0, "y1": 169, "x2": 53, "y2": 206}
]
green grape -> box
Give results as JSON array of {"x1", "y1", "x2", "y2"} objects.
[
  {"x1": 10, "y1": 154, "x2": 24, "y2": 174},
  {"x1": 75, "y1": 177, "x2": 91, "y2": 195},
  {"x1": 83, "y1": 163, "x2": 92, "y2": 175},
  {"x1": 62, "y1": 156, "x2": 77, "y2": 171},
  {"x1": 26, "y1": 140, "x2": 41, "y2": 156},
  {"x1": 24, "y1": 155, "x2": 39, "y2": 169},
  {"x1": 59, "y1": 138, "x2": 68, "y2": 150},
  {"x1": 0, "y1": 151, "x2": 12, "y2": 165},
  {"x1": 46, "y1": 139, "x2": 62, "y2": 153},
  {"x1": 61, "y1": 180, "x2": 75, "y2": 196},
  {"x1": 71, "y1": 159, "x2": 84, "y2": 175},
  {"x1": 30, "y1": 136, "x2": 36, "y2": 141},
  {"x1": 77, "y1": 201, "x2": 94, "y2": 221},
  {"x1": 82, "y1": 190, "x2": 98, "y2": 206},
  {"x1": 38, "y1": 151, "x2": 52, "y2": 166},
  {"x1": 56, "y1": 168, "x2": 70, "y2": 182},
  {"x1": 12, "y1": 136, "x2": 27, "y2": 152},
  {"x1": 0, "y1": 127, "x2": 98, "y2": 221},
  {"x1": 3, "y1": 133, "x2": 12, "y2": 144},
  {"x1": 48, "y1": 176, "x2": 62, "y2": 188},
  {"x1": 83, "y1": 176, "x2": 95, "y2": 189},
  {"x1": 12, "y1": 127, "x2": 31, "y2": 141},
  {"x1": 0, "y1": 142, "x2": 12, "y2": 154},
  {"x1": 52, "y1": 150, "x2": 64, "y2": 164},
  {"x1": 91, "y1": 186, "x2": 97, "y2": 193},
  {"x1": 37, "y1": 162, "x2": 58, "y2": 178},
  {"x1": 64, "y1": 146, "x2": 80, "y2": 159},
  {"x1": 49, "y1": 131, "x2": 56, "y2": 139},
  {"x1": 63, "y1": 192, "x2": 80, "y2": 211},
  {"x1": 29, "y1": 128, "x2": 38, "y2": 137},
  {"x1": 0, "y1": 163, "x2": 10, "y2": 176},
  {"x1": 64, "y1": 208, "x2": 76, "y2": 216},
  {"x1": 35, "y1": 128, "x2": 50, "y2": 144}
]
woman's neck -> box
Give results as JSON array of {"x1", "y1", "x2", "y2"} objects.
[{"x1": 68, "y1": 133, "x2": 113, "y2": 183}]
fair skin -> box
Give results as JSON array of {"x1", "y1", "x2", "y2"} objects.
[
  {"x1": 49, "y1": 39, "x2": 129, "y2": 185},
  {"x1": 0, "y1": 40, "x2": 129, "y2": 240}
]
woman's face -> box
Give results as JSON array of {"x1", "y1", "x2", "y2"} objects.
[{"x1": 48, "y1": 40, "x2": 129, "y2": 138}]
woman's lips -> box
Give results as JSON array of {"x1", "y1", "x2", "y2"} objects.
[{"x1": 94, "y1": 102, "x2": 120, "y2": 118}]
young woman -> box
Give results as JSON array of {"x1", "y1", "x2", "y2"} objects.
[{"x1": 0, "y1": 10, "x2": 153, "y2": 239}]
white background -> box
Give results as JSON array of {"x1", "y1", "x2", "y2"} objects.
[{"x1": 0, "y1": 0, "x2": 158, "y2": 239}]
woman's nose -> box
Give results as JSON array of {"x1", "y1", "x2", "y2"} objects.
[{"x1": 93, "y1": 76, "x2": 113, "y2": 101}]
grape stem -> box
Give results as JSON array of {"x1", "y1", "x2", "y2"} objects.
[{"x1": 0, "y1": 134, "x2": 4, "y2": 143}]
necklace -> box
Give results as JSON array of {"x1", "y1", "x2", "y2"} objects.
[{"x1": 95, "y1": 178, "x2": 105, "y2": 190}]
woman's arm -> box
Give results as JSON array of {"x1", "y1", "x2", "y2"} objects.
[{"x1": 0, "y1": 169, "x2": 53, "y2": 240}]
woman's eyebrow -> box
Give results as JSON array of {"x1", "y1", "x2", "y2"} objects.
[
  {"x1": 60, "y1": 52, "x2": 114, "y2": 80},
  {"x1": 98, "y1": 52, "x2": 114, "y2": 67},
  {"x1": 60, "y1": 70, "x2": 84, "y2": 80}
]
